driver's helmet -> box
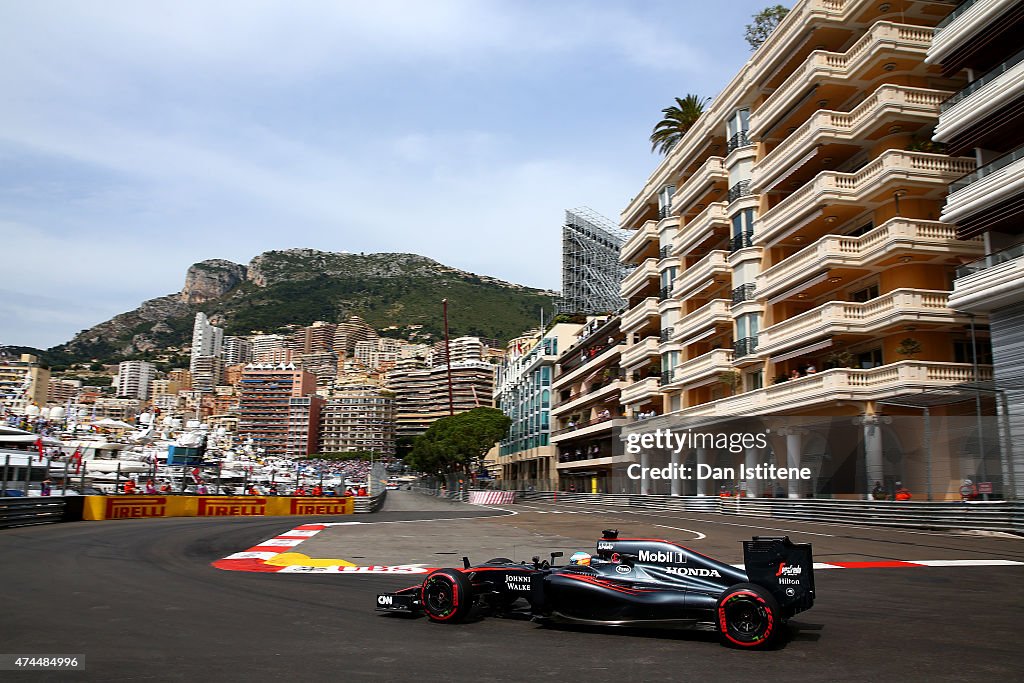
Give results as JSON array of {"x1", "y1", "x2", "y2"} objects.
[{"x1": 568, "y1": 551, "x2": 592, "y2": 566}]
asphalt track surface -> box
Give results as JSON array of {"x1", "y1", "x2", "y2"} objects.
[{"x1": 2, "y1": 491, "x2": 1022, "y2": 682}]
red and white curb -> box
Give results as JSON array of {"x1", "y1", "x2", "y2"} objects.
[{"x1": 214, "y1": 523, "x2": 1024, "y2": 575}]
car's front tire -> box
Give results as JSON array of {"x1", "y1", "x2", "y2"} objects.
[
  {"x1": 716, "y1": 583, "x2": 781, "y2": 649},
  {"x1": 421, "y1": 569, "x2": 474, "y2": 623}
]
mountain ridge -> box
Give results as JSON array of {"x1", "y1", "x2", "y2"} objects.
[{"x1": 44, "y1": 249, "x2": 557, "y2": 365}]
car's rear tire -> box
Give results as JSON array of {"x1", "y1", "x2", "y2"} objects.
[
  {"x1": 421, "y1": 569, "x2": 474, "y2": 623},
  {"x1": 716, "y1": 583, "x2": 781, "y2": 649}
]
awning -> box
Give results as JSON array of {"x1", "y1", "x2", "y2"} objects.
[
  {"x1": 761, "y1": 146, "x2": 820, "y2": 194},
  {"x1": 766, "y1": 271, "x2": 829, "y2": 306},
  {"x1": 676, "y1": 326, "x2": 719, "y2": 348},
  {"x1": 770, "y1": 338, "x2": 833, "y2": 364}
]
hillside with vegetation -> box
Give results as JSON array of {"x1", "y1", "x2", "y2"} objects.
[{"x1": 39, "y1": 249, "x2": 556, "y2": 366}]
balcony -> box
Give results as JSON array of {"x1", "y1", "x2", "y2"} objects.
[
  {"x1": 950, "y1": 242, "x2": 1024, "y2": 313},
  {"x1": 756, "y1": 150, "x2": 976, "y2": 247},
  {"x1": 620, "y1": 376, "x2": 662, "y2": 406},
  {"x1": 551, "y1": 416, "x2": 629, "y2": 443},
  {"x1": 734, "y1": 336, "x2": 759, "y2": 358},
  {"x1": 935, "y1": 48, "x2": 1024, "y2": 148},
  {"x1": 659, "y1": 245, "x2": 673, "y2": 260},
  {"x1": 675, "y1": 361, "x2": 993, "y2": 417},
  {"x1": 730, "y1": 232, "x2": 754, "y2": 252},
  {"x1": 757, "y1": 289, "x2": 971, "y2": 357},
  {"x1": 620, "y1": 258, "x2": 659, "y2": 299},
  {"x1": 621, "y1": 297, "x2": 660, "y2": 333},
  {"x1": 750, "y1": 22, "x2": 935, "y2": 139},
  {"x1": 552, "y1": 379, "x2": 626, "y2": 417},
  {"x1": 670, "y1": 157, "x2": 727, "y2": 216},
  {"x1": 660, "y1": 286, "x2": 672, "y2": 301},
  {"x1": 927, "y1": 0, "x2": 997, "y2": 66},
  {"x1": 753, "y1": 85, "x2": 951, "y2": 193},
  {"x1": 727, "y1": 180, "x2": 753, "y2": 205},
  {"x1": 672, "y1": 299, "x2": 731, "y2": 346},
  {"x1": 660, "y1": 326, "x2": 674, "y2": 343},
  {"x1": 621, "y1": 335, "x2": 661, "y2": 369},
  {"x1": 942, "y1": 145, "x2": 1024, "y2": 230},
  {"x1": 727, "y1": 130, "x2": 753, "y2": 154},
  {"x1": 731, "y1": 283, "x2": 757, "y2": 304},
  {"x1": 673, "y1": 250, "x2": 730, "y2": 299},
  {"x1": 757, "y1": 217, "x2": 984, "y2": 300},
  {"x1": 666, "y1": 349, "x2": 735, "y2": 389},
  {"x1": 674, "y1": 202, "x2": 730, "y2": 257},
  {"x1": 554, "y1": 341, "x2": 625, "y2": 390},
  {"x1": 620, "y1": 220, "x2": 659, "y2": 264}
]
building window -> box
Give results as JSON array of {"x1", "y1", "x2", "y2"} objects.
[
  {"x1": 850, "y1": 284, "x2": 879, "y2": 303},
  {"x1": 953, "y1": 339, "x2": 993, "y2": 365},
  {"x1": 856, "y1": 348, "x2": 883, "y2": 369},
  {"x1": 745, "y1": 370, "x2": 763, "y2": 391}
]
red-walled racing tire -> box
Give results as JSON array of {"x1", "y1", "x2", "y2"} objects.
[
  {"x1": 716, "y1": 583, "x2": 781, "y2": 649},
  {"x1": 421, "y1": 569, "x2": 474, "y2": 623}
]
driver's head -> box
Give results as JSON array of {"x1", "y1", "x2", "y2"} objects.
[{"x1": 568, "y1": 551, "x2": 592, "y2": 566}]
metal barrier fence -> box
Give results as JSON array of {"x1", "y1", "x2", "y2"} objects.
[
  {"x1": 0, "y1": 497, "x2": 69, "y2": 529},
  {"x1": 459, "y1": 490, "x2": 1023, "y2": 535},
  {"x1": 354, "y1": 490, "x2": 386, "y2": 513}
]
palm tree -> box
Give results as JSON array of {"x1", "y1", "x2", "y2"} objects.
[{"x1": 649, "y1": 94, "x2": 710, "y2": 155}]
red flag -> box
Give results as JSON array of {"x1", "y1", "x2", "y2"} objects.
[
  {"x1": 35, "y1": 437, "x2": 44, "y2": 462},
  {"x1": 190, "y1": 467, "x2": 202, "y2": 483},
  {"x1": 72, "y1": 448, "x2": 83, "y2": 474}
]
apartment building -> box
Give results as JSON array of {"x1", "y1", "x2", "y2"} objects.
[
  {"x1": 115, "y1": 360, "x2": 156, "y2": 400},
  {"x1": 930, "y1": 0, "x2": 1024, "y2": 497},
  {"x1": 190, "y1": 355, "x2": 224, "y2": 394},
  {"x1": 91, "y1": 397, "x2": 142, "y2": 421},
  {"x1": 286, "y1": 395, "x2": 325, "y2": 458},
  {"x1": 291, "y1": 321, "x2": 338, "y2": 356},
  {"x1": 222, "y1": 336, "x2": 253, "y2": 366},
  {"x1": 47, "y1": 377, "x2": 82, "y2": 405},
  {"x1": 334, "y1": 316, "x2": 378, "y2": 356},
  {"x1": 496, "y1": 323, "x2": 582, "y2": 489},
  {"x1": 190, "y1": 313, "x2": 223, "y2": 372},
  {"x1": 297, "y1": 351, "x2": 339, "y2": 387},
  {"x1": 618, "y1": 0, "x2": 998, "y2": 500},
  {"x1": 0, "y1": 354, "x2": 51, "y2": 415},
  {"x1": 319, "y1": 384, "x2": 396, "y2": 456},
  {"x1": 386, "y1": 345, "x2": 496, "y2": 437},
  {"x1": 550, "y1": 317, "x2": 629, "y2": 493},
  {"x1": 237, "y1": 363, "x2": 318, "y2": 457},
  {"x1": 250, "y1": 334, "x2": 291, "y2": 364}
]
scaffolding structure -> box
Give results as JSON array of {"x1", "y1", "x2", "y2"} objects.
[{"x1": 557, "y1": 208, "x2": 634, "y2": 315}]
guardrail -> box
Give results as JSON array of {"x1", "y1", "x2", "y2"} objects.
[
  {"x1": 496, "y1": 491, "x2": 1023, "y2": 535},
  {"x1": 354, "y1": 491, "x2": 386, "y2": 513},
  {"x1": 0, "y1": 497, "x2": 69, "y2": 529}
]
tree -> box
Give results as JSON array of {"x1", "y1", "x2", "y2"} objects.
[
  {"x1": 745, "y1": 5, "x2": 790, "y2": 51},
  {"x1": 649, "y1": 94, "x2": 710, "y2": 155},
  {"x1": 405, "y1": 407, "x2": 511, "y2": 476}
]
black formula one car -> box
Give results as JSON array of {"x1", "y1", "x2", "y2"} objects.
[{"x1": 376, "y1": 530, "x2": 815, "y2": 648}]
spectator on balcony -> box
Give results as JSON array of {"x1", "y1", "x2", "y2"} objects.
[
  {"x1": 805, "y1": 364, "x2": 817, "y2": 374},
  {"x1": 790, "y1": 369, "x2": 801, "y2": 380}
]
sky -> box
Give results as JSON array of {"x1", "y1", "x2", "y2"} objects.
[{"x1": 1, "y1": 0, "x2": 770, "y2": 349}]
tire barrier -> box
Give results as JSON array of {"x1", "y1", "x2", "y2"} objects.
[{"x1": 468, "y1": 490, "x2": 516, "y2": 505}]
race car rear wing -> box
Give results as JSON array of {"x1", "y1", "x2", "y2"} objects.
[{"x1": 743, "y1": 536, "x2": 815, "y2": 616}]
